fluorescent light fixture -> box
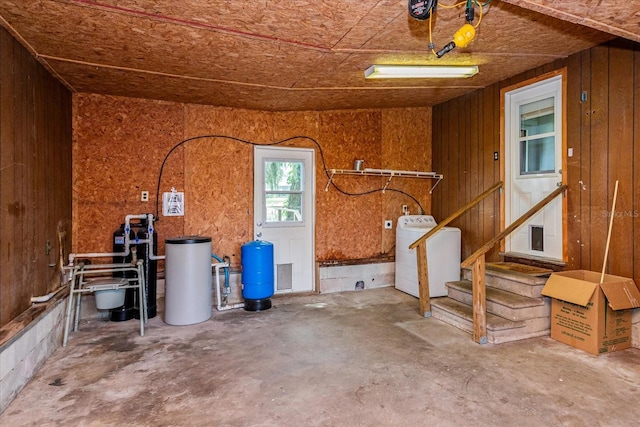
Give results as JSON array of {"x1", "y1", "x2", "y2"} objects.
[{"x1": 364, "y1": 64, "x2": 478, "y2": 79}]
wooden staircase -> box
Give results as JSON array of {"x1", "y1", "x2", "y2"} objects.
[
  {"x1": 409, "y1": 182, "x2": 567, "y2": 344},
  {"x1": 430, "y1": 262, "x2": 553, "y2": 344}
]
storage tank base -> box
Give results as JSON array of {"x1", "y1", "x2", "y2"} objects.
[{"x1": 244, "y1": 298, "x2": 272, "y2": 312}]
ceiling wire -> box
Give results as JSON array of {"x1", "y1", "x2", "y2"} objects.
[
  {"x1": 426, "y1": 0, "x2": 491, "y2": 57},
  {"x1": 153, "y1": 135, "x2": 427, "y2": 221}
]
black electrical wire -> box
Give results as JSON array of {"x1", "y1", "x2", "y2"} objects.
[{"x1": 153, "y1": 134, "x2": 425, "y2": 221}]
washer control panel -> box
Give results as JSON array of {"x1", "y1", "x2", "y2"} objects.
[{"x1": 397, "y1": 215, "x2": 437, "y2": 229}]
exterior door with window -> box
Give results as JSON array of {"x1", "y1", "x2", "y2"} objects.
[
  {"x1": 254, "y1": 146, "x2": 315, "y2": 293},
  {"x1": 504, "y1": 73, "x2": 566, "y2": 261}
]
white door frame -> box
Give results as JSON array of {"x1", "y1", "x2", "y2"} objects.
[
  {"x1": 500, "y1": 69, "x2": 568, "y2": 261},
  {"x1": 253, "y1": 146, "x2": 315, "y2": 294}
]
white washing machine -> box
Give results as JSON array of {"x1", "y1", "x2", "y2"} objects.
[{"x1": 395, "y1": 215, "x2": 461, "y2": 298}]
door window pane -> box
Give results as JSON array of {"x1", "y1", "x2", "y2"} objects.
[
  {"x1": 520, "y1": 137, "x2": 555, "y2": 174},
  {"x1": 265, "y1": 194, "x2": 302, "y2": 222},
  {"x1": 520, "y1": 97, "x2": 554, "y2": 136},
  {"x1": 519, "y1": 97, "x2": 556, "y2": 175},
  {"x1": 264, "y1": 160, "x2": 303, "y2": 223}
]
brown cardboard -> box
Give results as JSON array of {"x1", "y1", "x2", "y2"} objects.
[{"x1": 542, "y1": 270, "x2": 640, "y2": 355}]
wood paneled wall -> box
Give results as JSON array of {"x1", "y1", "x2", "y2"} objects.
[
  {"x1": 73, "y1": 97, "x2": 432, "y2": 268},
  {"x1": 565, "y1": 39, "x2": 639, "y2": 282},
  {"x1": 0, "y1": 27, "x2": 72, "y2": 327},
  {"x1": 432, "y1": 39, "x2": 639, "y2": 285}
]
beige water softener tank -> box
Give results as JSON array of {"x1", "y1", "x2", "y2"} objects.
[{"x1": 164, "y1": 236, "x2": 212, "y2": 326}]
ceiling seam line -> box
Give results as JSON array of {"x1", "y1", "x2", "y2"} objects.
[
  {"x1": 68, "y1": 0, "x2": 332, "y2": 53},
  {"x1": 40, "y1": 55, "x2": 484, "y2": 91}
]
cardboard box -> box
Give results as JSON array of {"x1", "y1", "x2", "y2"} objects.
[{"x1": 541, "y1": 270, "x2": 640, "y2": 355}]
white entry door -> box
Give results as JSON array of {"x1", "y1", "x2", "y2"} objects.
[
  {"x1": 504, "y1": 73, "x2": 566, "y2": 261},
  {"x1": 254, "y1": 146, "x2": 315, "y2": 293}
]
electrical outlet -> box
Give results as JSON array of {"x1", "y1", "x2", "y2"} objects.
[
  {"x1": 384, "y1": 220, "x2": 392, "y2": 229},
  {"x1": 141, "y1": 191, "x2": 149, "y2": 202}
]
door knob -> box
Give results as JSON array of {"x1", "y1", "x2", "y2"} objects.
[
  {"x1": 256, "y1": 221, "x2": 262, "y2": 227},
  {"x1": 256, "y1": 231, "x2": 262, "y2": 238}
]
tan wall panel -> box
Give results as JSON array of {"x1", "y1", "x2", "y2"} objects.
[
  {"x1": 73, "y1": 99, "x2": 434, "y2": 270},
  {"x1": 316, "y1": 111, "x2": 383, "y2": 260},
  {"x1": 72, "y1": 94, "x2": 185, "y2": 256},
  {"x1": 182, "y1": 106, "x2": 273, "y2": 266},
  {"x1": 381, "y1": 108, "x2": 433, "y2": 254}
]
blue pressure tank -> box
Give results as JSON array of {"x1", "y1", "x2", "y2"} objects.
[{"x1": 241, "y1": 240, "x2": 274, "y2": 311}]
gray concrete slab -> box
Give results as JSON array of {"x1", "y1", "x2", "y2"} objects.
[{"x1": 1, "y1": 287, "x2": 639, "y2": 426}]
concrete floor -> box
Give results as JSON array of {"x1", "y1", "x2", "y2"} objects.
[{"x1": 1, "y1": 287, "x2": 639, "y2": 426}]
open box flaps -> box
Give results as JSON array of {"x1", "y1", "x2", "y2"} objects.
[
  {"x1": 541, "y1": 270, "x2": 597, "y2": 306},
  {"x1": 541, "y1": 270, "x2": 640, "y2": 355},
  {"x1": 542, "y1": 270, "x2": 640, "y2": 309},
  {"x1": 599, "y1": 280, "x2": 640, "y2": 309}
]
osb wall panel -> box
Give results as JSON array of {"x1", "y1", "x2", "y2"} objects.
[
  {"x1": 182, "y1": 106, "x2": 424, "y2": 264},
  {"x1": 0, "y1": 27, "x2": 72, "y2": 327},
  {"x1": 316, "y1": 111, "x2": 384, "y2": 261},
  {"x1": 73, "y1": 97, "x2": 434, "y2": 270},
  {"x1": 72, "y1": 94, "x2": 185, "y2": 258},
  {"x1": 433, "y1": 39, "x2": 640, "y2": 286},
  {"x1": 182, "y1": 105, "x2": 273, "y2": 266},
  {"x1": 381, "y1": 108, "x2": 433, "y2": 254}
]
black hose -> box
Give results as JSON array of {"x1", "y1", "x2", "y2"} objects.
[{"x1": 153, "y1": 135, "x2": 425, "y2": 220}]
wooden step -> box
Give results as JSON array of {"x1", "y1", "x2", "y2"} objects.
[
  {"x1": 501, "y1": 253, "x2": 566, "y2": 272},
  {"x1": 446, "y1": 280, "x2": 550, "y2": 322},
  {"x1": 462, "y1": 265, "x2": 548, "y2": 298},
  {"x1": 431, "y1": 298, "x2": 550, "y2": 344}
]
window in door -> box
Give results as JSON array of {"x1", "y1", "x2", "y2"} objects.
[
  {"x1": 519, "y1": 96, "x2": 556, "y2": 175},
  {"x1": 264, "y1": 160, "x2": 304, "y2": 225}
]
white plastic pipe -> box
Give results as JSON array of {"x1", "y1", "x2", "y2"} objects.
[
  {"x1": 31, "y1": 265, "x2": 73, "y2": 303},
  {"x1": 213, "y1": 262, "x2": 244, "y2": 311},
  {"x1": 68, "y1": 214, "x2": 148, "y2": 265},
  {"x1": 31, "y1": 285, "x2": 67, "y2": 303},
  {"x1": 146, "y1": 214, "x2": 165, "y2": 261},
  {"x1": 67, "y1": 213, "x2": 167, "y2": 264}
]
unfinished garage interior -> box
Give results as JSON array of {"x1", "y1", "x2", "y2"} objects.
[{"x1": 1, "y1": 1, "x2": 639, "y2": 425}]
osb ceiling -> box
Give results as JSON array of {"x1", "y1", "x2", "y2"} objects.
[{"x1": 0, "y1": 0, "x2": 634, "y2": 111}]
